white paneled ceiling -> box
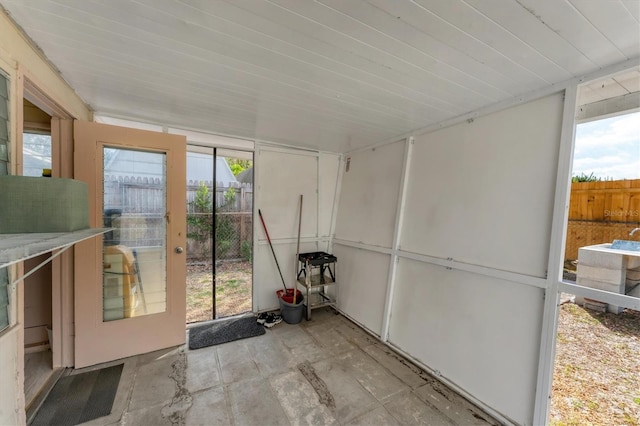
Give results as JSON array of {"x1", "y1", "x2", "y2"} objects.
[
  {"x1": 2, "y1": 0, "x2": 639, "y2": 152},
  {"x1": 577, "y1": 68, "x2": 640, "y2": 105}
]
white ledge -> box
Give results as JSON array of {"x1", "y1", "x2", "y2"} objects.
[{"x1": 0, "y1": 228, "x2": 109, "y2": 269}]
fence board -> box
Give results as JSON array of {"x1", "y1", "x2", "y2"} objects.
[
  {"x1": 565, "y1": 220, "x2": 640, "y2": 261},
  {"x1": 568, "y1": 179, "x2": 640, "y2": 222},
  {"x1": 565, "y1": 179, "x2": 640, "y2": 261},
  {"x1": 103, "y1": 176, "x2": 253, "y2": 261}
]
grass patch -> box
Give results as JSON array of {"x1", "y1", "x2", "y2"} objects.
[
  {"x1": 186, "y1": 261, "x2": 252, "y2": 323},
  {"x1": 551, "y1": 303, "x2": 640, "y2": 425}
]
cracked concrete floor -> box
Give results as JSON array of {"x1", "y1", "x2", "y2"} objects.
[{"x1": 68, "y1": 308, "x2": 501, "y2": 426}]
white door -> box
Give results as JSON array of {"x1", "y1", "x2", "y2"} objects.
[{"x1": 73, "y1": 121, "x2": 186, "y2": 368}]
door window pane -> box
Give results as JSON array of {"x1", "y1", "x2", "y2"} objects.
[{"x1": 102, "y1": 147, "x2": 167, "y2": 321}]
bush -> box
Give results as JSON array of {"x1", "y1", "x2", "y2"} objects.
[
  {"x1": 241, "y1": 240, "x2": 252, "y2": 263},
  {"x1": 187, "y1": 183, "x2": 213, "y2": 258},
  {"x1": 572, "y1": 172, "x2": 600, "y2": 182}
]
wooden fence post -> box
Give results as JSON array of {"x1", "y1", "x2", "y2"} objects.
[
  {"x1": 240, "y1": 185, "x2": 246, "y2": 244},
  {"x1": 565, "y1": 179, "x2": 640, "y2": 262}
]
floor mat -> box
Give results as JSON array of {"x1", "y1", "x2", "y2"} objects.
[
  {"x1": 189, "y1": 316, "x2": 266, "y2": 350},
  {"x1": 31, "y1": 363, "x2": 123, "y2": 426}
]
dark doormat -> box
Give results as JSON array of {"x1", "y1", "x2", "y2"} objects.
[
  {"x1": 189, "y1": 316, "x2": 265, "y2": 350},
  {"x1": 31, "y1": 363, "x2": 123, "y2": 426}
]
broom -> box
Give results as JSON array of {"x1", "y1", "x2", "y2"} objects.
[
  {"x1": 294, "y1": 194, "x2": 303, "y2": 304},
  {"x1": 258, "y1": 208, "x2": 287, "y2": 293}
]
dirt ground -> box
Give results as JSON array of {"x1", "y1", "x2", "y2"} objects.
[
  {"x1": 186, "y1": 261, "x2": 252, "y2": 323},
  {"x1": 551, "y1": 303, "x2": 640, "y2": 425}
]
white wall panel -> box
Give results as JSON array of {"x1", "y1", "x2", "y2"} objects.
[
  {"x1": 318, "y1": 153, "x2": 341, "y2": 238},
  {"x1": 401, "y1": 94, "x2": 564, "y2": 277},
  {"x1": 257, "y1": 149, "x2": 318, "y2": 239},
  {"x1": 255, "y1": 147, "x2": 340, "y2": 312},
  {"x1": 390, "y1": 258, "x2": 543, "y2": 425},
  {"x1": 254, "y1": 241, "x2": 321, "y2": 311},
  {"x1": 335, "y1": 140, "x2": 405, "y2": 248},
  {"x1": 333, "y1": 245, "x2": 389, "y2": 336}
]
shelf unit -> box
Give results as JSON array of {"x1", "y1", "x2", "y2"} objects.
[
  {"x1": 0, "y1": 229, "x2": 110, "y2": 287},
  {"x1": 296, "y1": 252, "x2": 337, "y2": 320}
]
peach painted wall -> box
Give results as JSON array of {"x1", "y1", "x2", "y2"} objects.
[{"x1": 0, "y1": 9, "x2": 91, "y2": 425}]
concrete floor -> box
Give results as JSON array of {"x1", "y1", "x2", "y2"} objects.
[{"x1": 69, "y1": 308, "x2": 500, "y2": 426}]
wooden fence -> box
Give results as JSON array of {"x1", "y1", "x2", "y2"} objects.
[
  {"x1": 104, "y1": 176, "x2": 253, "y2": 214},
  {"x1": 186, "y1": 180, "x2": 253, "y2": 213},
  {"x1": 185, "y1": 181, "x2": 253, "y2": 261},
  {"x1": 565, "y1": 179, "x2": 640, "y2": 261},
  {"x1": 103, "y1": 176, "x2": 253, "y2": 260},
  {"x1": 104, "y1": 175, "x2": 165, "y2": 214}
]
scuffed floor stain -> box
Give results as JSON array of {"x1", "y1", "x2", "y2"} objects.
[
  {"x1": 470, "y1": 410, "x2": 491, "y2": 423},
  {"x1": 297, "y1": 361, "x2": 336, "y2": 410},
  {"x1": 376, "y1": 346, "x2": 498, "y2": 425},
  {"x1": 339, "y1": 322, "x2": 378, "y2": 347},
  {"x1": 161, "y1": 352, "x2": 192, "y2": 426},
  {"x1": 378, "y1": 345, "x2": 433, "y2": 383}
]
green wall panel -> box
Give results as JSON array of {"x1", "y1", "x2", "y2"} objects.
[{"x1": 0, "y1": 70, "x2": 10, "y2": 332}]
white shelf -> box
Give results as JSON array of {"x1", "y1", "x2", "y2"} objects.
[
  {"x1": 306, "y1": 292, "x2": 336, "y2": 309},
  {"x1": 297, "y1": 274, "x2": 336, "y2": 288},
  {"x1": 0, "y1": 228, "x2": 109, "y2": 269}
]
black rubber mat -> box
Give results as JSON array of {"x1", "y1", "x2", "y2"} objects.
[
  {"x1": 189, "y1": 316, "x2": 265, "y2": 350},
  {"x1": 31, "y1": 363, "x2": 123, "y2": 426}
]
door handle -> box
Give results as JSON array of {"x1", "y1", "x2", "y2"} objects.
[{"x1": 175, "y1": 247, "x2": 184, "y2": 254}]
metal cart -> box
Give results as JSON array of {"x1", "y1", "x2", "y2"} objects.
[{"x1": 296, "y1": 251, "x2": 337, "y2": 320}]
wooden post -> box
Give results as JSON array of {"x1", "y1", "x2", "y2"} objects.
[{"x1": 240, "y1": 184, "x2": 246, "y2": 245}]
